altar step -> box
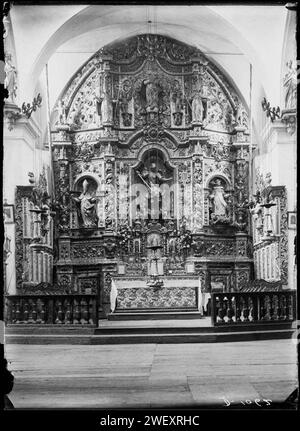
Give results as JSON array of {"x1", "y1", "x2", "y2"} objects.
[
  {"x1": 108, "y1": 310, "x2": 202, "y2": 320},
  {"x1": 92, "y1": 320, "x2": 294, "y2": 344},
  {"x1": 91, "y1": 329, "x2": 293, "y2": 345},
  {"x1": 5, "y1": 321, "x2": 294, "y2": 344}
]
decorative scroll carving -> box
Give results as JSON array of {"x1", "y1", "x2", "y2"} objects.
[
  {"x1": 72, "y1": 243, "x2": 105, "y2": 259},
  {"x1": 74, "y1": 142, "x2": 95, "y2": 162},
  {"x1": 233, "y1": 159, "x2": 249, "y2": 231},
  {"x1": 46, "y1": 34, "x2": 255, "y2": 318},
  {"x1": 104, "y1": 158, "x2": 116, "y2": 229},
  {"x1": 15, "y1": 187, "x2": 33, "y2": 289},
  {"x1": 78, "y1": 278, "x2": 97, "y2": 294},
  {"x1": 54, "y1": 160, "x2": 71, "y2": 233},
  {"x1": 192, "y1": 157, "x2": 203, "y2": 232},
  {"x1": 104, "y1": 272, "x2": 112, "y2": 300},
  {"x1": 193, "y1": 238, "x2": 236, "y2": 257},
  {"x1": 56, "y1": 35, "x2": 247, "y2": 134}
]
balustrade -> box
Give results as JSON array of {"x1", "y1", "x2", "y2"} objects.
[
  {"x1": 5, "y1": 295, "x2": 97, "y2": 325},
  {"x1": 211, "y1": 291, "x2": 296, "y2": 325}
]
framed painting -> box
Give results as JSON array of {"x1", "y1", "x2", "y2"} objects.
[
  {"x1": 3, "y1": 204, "x2": 15, "y2": 224},
  {"x1": 288, "y1": 212, "x2": 296, "y2": 229}
]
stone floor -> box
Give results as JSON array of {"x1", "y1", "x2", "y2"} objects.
[{"x1": 5, "y1": 339, "x2": 297, "y2": 409}]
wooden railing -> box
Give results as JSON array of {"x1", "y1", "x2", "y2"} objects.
[
  {"x1": 211, "y1": 290, "x2": 296, "y2": 326},
  {"x1": 5, "y1": 294, "x2": 98, "y2": 325}
]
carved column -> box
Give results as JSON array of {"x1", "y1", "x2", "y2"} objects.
[
  {"x1": 176, "y1": 160, "x2": 192, "y2": 229},
  {"x1": 192, "y1": 152, "x2": 204, "y2": 232},
  {"x1": 99, "y1": 56, "x2": 114, "y2": 127},
  {"x1": 104, "y1": 156, "x2": 116, "y2": 230},
  {"x1": 116, "y1": 161, "x2": 130, "y2": 225},
  {"x1": 233, "y1": 144, "x2": 250, "y2": 231}
]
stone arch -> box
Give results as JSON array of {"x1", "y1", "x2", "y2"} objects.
[
  {"x1": 205, "y1": 172, "x2": 231, "y2": 190},
  {"x1": 49, "y1": 32, "x2": 250, "y2": 133},
  {"x1": 73, "y1": 172, "x2": 101, "y2": 193}
]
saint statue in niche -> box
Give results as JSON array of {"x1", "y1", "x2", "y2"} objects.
[
  {"x1": 209, "y1": 178, "x2": 230, "y2": 223},
  {"x1": 136, "y1": 160, "x2": 173, "y2": 220},
  {"x1": 191, "y1": 91, "x2": 203, "y2": 123},
  {"x1": 139, "y1": 78, "x2": 160, "y2": 114},
  {"x1": 171, "y1": 80, "x2": 184, "y2": 126},
  {"x1": 118, "y1": 79, "x2": 133, "y2": 127},
  {"x1": 72, "y1": 179, "x2": 98, "y2": 228},
  {"x1": 138, "y1": 162, "x2": 173, "y2": 186}
]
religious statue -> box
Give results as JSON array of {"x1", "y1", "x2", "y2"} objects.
[
  {"x1": 69, "y1": 104, "x2": 81, "y2": 127},
  {"x1": 283, "y1": 60, "x2": 297, "y2": 110},
  {"x1": 136, "y1": 161, "x2": 173, "y2": 220},
  {"x1": 56, "y1": 100, "x2": 67, "y2": 126},
  {"x1": 209, "y1": 178, "x2": 230, "y2": 221},
  {"x1": 191, "y1": 91, "x2": 203, "y2": 123},
  {"x1": 96, "y1": 74, "x2": 113, "y2": 124},
  {"x1": 118, "y1": 79, "x2": 133, "y2": 126},
  {"x1": 141, "y1": 78, "x2": 159, "y2": 113},
  {"x1": 235, "y1": 103, "x2": 248, "y2": 128},
  {"x1": 138, "y1": 162, "x2": 172, "y2": 186},
  {"x1": 72, "y1": 179, "x2": 98, "y2": 228},
  {"x1": 171, "y1": 80, "x2": 184, "y2": 126},
  {"x1": 4, "y1": 53, "x2": 17, "y2": 102}
]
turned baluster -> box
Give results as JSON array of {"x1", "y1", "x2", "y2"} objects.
[
  {"x1": 277, "y1": 295, "x2": 283, "y2": 320},
  {"x1": 64, "y1": 299, "x2": 71, "y2": 324},
  {"x1": 260, "y1": 295, "x2": 266, "y2": 320},
  {"x1": 15, "y1": 300, "x2": 22, "y2": 323},
  {"x1": 23, "y1": 300, "x2": 29, "y2": 323},
  {"x1": 80, "y1": 298, "x2": 88, "y2": 324},
  {"x1": 286, "y1": 295, "x2": 293, "y2": 320},
  {"x1": 272, "y1": 295, "x2": 279, "y2": 320},
  {"x1": 73, "y1": 298, "x2": 80, "y2": 324},
  {"x1": 268, "y1": 294, "x2": 275, "y2": 320},
  {"x1": 266, "y1": 295, "x2": 272, "y2": 320},
  {"x1": 55, "y1": 299, "x2": 63, "y2": 324},
  {"x1": 27, "y1": 299, "x2": 34, "y2": 323},
  {"x1": 31, "y1": 300, "x2": 38, "y2": 323},
  {"x1": 36, "y1": 299, "x2": 46, "y2": 324},
  {"x1": 9, "y1": 301, "x2": 16, "y2": 323},
  {"x1": 280, "y1": 295, "x2": 287, "y2": 320},
  {"x1": 248, "y1": 297, "x2": 254, "y2": 322},
  {"x1": 242, "y1": 296, "x2": 250, "y2": 322},
  {"x1": 36, "y1": 299, "x2": 41, "y2": 323},
  {"x1": 226, "y1": 296, "x2": 235, "y2": 323},
  {"x1": 217, "y1": 297, "x2": 226, "y2": 323},
  {"x1": 235, "y1": 296, "x2": 242, "y2": 323},
  {"x1": 88, "y1": 298, "x2": 95, "y2": 325}
]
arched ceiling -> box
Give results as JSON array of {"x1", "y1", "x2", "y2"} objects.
[{"x1": 10, "y1": 5, "x2": 287, "y2": 111}]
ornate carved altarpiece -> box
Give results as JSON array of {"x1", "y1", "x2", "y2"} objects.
[{"x1": 16, "y1": 34, "x2": 258, "y2": 316}]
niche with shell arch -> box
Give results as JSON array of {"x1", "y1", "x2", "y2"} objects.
[
  {"x1": 132, "y1": 147, "x2": 175, "y2": 222},
  {"x1": 206, "y1": 175, "x2": 232, "y2": 225},
  {"x1": 72, "y1": 175, "x2": 100, "y2": 228}
]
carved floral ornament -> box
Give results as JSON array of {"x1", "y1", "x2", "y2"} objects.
[{"x1": 52, "y1": 34, "x2": 249, "y2": 135}]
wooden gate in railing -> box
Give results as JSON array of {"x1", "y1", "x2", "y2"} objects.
[
  {"x1": 5, "y1": 294, "x2": 98, "y2": 325},
  {"x1": 211, "y1": 290, "x2": 296, "y2": 326}
]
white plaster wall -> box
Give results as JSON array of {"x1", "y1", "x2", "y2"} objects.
[{"x1": 208, "y1": 5, "x2": 287, "y2": 106}]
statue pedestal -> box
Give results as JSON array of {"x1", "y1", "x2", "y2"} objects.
[{"x1": 4, "y1": 101, "x2": 21, "y2": 131}]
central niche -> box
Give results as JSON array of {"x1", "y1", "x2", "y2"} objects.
[{"x1": 132, "y1": 147, "x2": 175, "y2": 221}]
